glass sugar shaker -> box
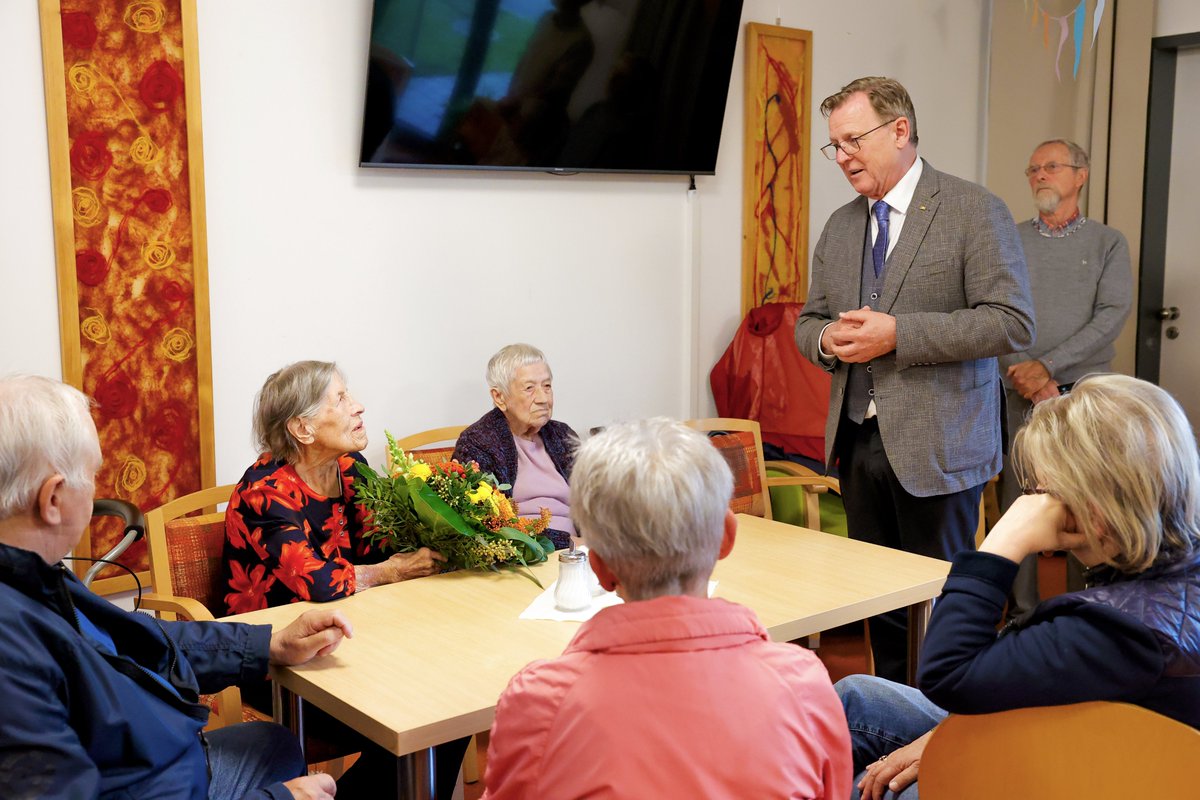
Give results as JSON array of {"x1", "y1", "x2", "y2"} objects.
[{"x1": 554, "y1": 549, "x2": 592, "y2": 612}]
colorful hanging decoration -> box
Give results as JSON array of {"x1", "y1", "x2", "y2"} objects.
[
  {"x1": 39, "y1": 0, "x2": 215, "y2": 594},
  {"x1": 1025, "y1": 0, "x2": 1109, "y2": 81}
]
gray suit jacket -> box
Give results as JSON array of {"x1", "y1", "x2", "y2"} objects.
[{"x1": 795, "y1": 161, "x2": 1034, "y2": 497}]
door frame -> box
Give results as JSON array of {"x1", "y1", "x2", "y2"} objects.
[{"x1": 1136, "y1": 31, "x2": 1200, "y2": 382}]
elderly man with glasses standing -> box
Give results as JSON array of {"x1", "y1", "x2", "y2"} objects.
[
  {"x1": 795, "y1": 76, "x2": 1035, "y2": 684},
  {"x1": 999, "y1": 138, "x2": 1133, "y2": 619}
]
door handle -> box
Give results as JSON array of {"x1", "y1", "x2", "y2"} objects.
[{"x1": 1158, "y1": 306, "x2": 1181, "y2": 321}]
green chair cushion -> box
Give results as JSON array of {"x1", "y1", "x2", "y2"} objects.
[{"x1": 767, "y1": 468, "x2": 848, "y2": 538}]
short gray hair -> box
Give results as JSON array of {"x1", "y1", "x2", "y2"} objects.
[
  {"x1": 1014, "y1": 374, "x2": 1200, "y2": 573},
  {"x1": 570, "y1": 417, "x2": 733, "y2": 600},
  {"x1": 0, "y1": 376, "x2": 100, "y2": 520},
  {"x1": 253, "y1": 361, "x2": 339, "y2": 464},
  {"x1": 821, "y1": 76, "x2": 919, "y2": 145},
  {"x1": 1034, "y1": 138, "x2": 1090, "y2": 169},
  {"x1": 485, "y1": 344, "x2": 551, "y2": 395}
]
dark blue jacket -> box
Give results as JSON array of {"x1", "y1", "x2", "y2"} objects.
[
  {"x1": 453, "y1": 407, "x2": 579, "y2": 491},
  {"x1": 0, "y1": 541, "x2": 284, "y2": 798},
  {"x1": 917, "y1": 549, "x2": 1200, "y2": 728}
]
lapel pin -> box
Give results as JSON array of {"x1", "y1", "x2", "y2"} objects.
[{"x1": 919, "y1": 204, "x2": 927, "y2": 211}]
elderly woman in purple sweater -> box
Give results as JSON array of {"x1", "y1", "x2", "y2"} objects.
[{"x1": 453, "y1": 344, "x2": 579, "y2": 550}]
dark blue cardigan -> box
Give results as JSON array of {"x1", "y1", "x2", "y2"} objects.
[
  {"x1": 917, "y1": 549, "x2": 1200, "y2": 728},
  {"x1": 453, "y1": 406, "x2": 579, "y2": 491}
]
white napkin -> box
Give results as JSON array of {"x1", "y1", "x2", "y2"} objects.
[{"x1": 518, "y1": 580, "x2": 719, "y2": 623}]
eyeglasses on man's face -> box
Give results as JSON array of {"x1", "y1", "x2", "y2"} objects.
[
  {"x1": 820, "y1": 119, "x2": 898, "y2": 160},
  {"x1": 1024, "y1": 162, "x2": 1083, "y2": 177}
]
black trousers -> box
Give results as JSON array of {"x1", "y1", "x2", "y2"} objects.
[{"x1": 836, "y1": 416, "x2": 984, "y2": 685}]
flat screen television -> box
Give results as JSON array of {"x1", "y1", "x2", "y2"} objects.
[{"x1": 360, "y1": 0, "x2": 745, "y2": 175}]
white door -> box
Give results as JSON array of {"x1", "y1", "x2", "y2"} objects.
[{"x1": 1160, "y1": 46, "x2": 1200, "y2": 426}]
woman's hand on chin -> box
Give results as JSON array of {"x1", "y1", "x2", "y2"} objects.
[{"x1": 980, "y1": 493, "x2": 1087, "y2": 564}]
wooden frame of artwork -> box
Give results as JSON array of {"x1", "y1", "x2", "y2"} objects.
[
  {"x1": 39, "y1": 0, "x2": 215, "y2": 594},
  {"x1": 741, "y1": 23, "x2": 813, "y2": 317}
]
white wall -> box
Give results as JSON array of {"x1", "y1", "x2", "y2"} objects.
[
  {"x1": 1156, "y1": 0, "x2": 1200, "y2": 37},
  {"x1": 0, "y1": 0, "x2": 989, "y2": 485}
]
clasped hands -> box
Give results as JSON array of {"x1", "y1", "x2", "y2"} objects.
[
  {"x1": 1008, "y1": 360, "x2": 1059, "y2": 404},
  {"x1": 821, "y1": 306, "x2": 897, "y2": 363}
]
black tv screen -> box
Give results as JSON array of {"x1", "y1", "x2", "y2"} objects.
[{"x1": 361, "y1": 0, "x2": 745, "y2": 175}]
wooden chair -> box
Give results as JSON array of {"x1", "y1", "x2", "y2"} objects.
[
  {"x1": 144, "y1": 484, "x2": 359, "y2": 777},
  {"x1": 389, "y1": 425, "x2": 467, "y2": 470},
  {"x1": 141, "y1": 484, "x2": 245, "y2": 730},
  {"x1": 685, "y1": 418, "x2": 840, "y2": 521},
  {"x1": 686, "y1": 418, "x2": 852, "y2": 652},
  {"x1": 921, "y1": 702, "x2": 1200, "y2": 799}
]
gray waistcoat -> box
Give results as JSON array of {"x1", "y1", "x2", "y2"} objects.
[{"x1": 845, "y1": 225, "x2": 887, "y2": 423}]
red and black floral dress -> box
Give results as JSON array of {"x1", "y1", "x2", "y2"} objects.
[{"x1": 220, "y1": 452, "x2": 382, "y2": 615}]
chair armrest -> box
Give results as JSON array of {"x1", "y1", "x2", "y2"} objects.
[
  {"x1": 140, "y1": 592, "x2": 216, "y2": 622},
  {"x1": 766, "y1": 474, "x2": 842, "y2": 495},
  {"x1": 765, "y1": 459, "x2": 821, "y2": 478}
]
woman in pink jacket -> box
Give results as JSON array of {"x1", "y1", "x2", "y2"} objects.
[{"x1": 483, "y1": 417, "x2": 853, "y2": 798}]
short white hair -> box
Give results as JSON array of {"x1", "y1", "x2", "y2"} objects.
[
  {"x1": 570, "y1": 417, "x2": 733, "y2": 600},
  {"x1": 0, "y1": 376, "x2": 100, "y2": 520},
  {"x1": 486, "y1": 343, "x2": 550, "y2": 396}
]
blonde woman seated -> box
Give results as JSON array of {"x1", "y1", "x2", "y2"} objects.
[
  {"x1": 453, "y1": 343, "x2": 579, "y2": 549},
  {"x1": 839, "y1": 374, "x2": 1200, "y2": 800},
  {"x1": 483, "y1": 418, "x2": 852, "y2": 798},
  {"x1": 221, "y1": 360, "x2": 444, "y2": 614}
]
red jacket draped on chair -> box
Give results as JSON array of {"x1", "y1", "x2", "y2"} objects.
[{"x1": 710, "y1": 302, "x2": 830, "y2": 463}]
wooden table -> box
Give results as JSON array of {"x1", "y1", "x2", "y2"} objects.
[{"x1": 226, "y1": 515, "x2": 949, "y2": 796}]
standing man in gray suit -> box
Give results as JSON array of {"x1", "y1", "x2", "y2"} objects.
[
  {"x1": 795, "y1": 77, "x2": 1035, "y2": 683},
  {"x1": 1000, "y1": 138, "x2": 1132, "y2": 618}
]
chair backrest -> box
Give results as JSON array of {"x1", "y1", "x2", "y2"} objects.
[
  {"x1": 921, "y1": 701, "x2": 1200, "y2": 799},
  {"x1": 390, "y1": 425, "x2": 468, "y2": 470},
  {"x1": 685, "y1": 418, "x2": 772, "y2": 519},
  {"x1": 145, "y1": 484, "x2": 237, "y2": 618}
]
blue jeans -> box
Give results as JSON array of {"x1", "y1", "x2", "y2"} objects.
[
  {"x1": 207, "y1": 721, "x2": 305, "y2": 799},
  {"x1": 835, "y1": 675, "x2": 948, "y2": 800}
]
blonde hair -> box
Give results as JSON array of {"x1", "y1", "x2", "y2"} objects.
[
  {"x1": 1014, "y1": 374, "x2": 1200, "y2": 573},
  {"x1": 820, "y1": 76, "x2": 919, "y2": 145}
]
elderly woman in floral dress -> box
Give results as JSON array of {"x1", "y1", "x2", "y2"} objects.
[
  {"x1": 453, "y1": 343, "x2": 580, "y2": 549},
  {"x1": 220, "y1": 360, "x2": 444, "y2": 615},
  {"x1": 220, "y1": 360, "x2": 467, "y2": 798}
]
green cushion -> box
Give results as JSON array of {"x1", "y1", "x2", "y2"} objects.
[{"x1": 766, "y1": 469, "x2": 848, "y2": 538}]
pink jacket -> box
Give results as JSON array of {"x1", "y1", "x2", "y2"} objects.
[{"x1": 483, "y1": 595, "x2": 852, "y2": 799}]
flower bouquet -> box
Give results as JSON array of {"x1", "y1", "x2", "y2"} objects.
[{"x1": 353, "y1": 432, "x2": 555, "y2": 583}]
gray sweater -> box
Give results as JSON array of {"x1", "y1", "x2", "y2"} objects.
[{"x1": 999, "y1": 218, "x2": 1132, "y2": 387}]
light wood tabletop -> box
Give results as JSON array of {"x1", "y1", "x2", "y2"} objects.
[{"x1": 225, "y1": 514, "x2": 950, "y2": 759}]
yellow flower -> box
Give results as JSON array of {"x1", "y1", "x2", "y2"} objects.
[
  {"x1": 141, "y1": 241, "x2": 176, "y2": 270},
  {"x1": 68, "y1": 62, "x2": 99, "y2": 96},
  {"x1": 407, "y1": 462, "x2": 432, "y2": 481},
  {"x1": 468, "y1": 481, "x2": 493, "y2": 505},
  {"x1": 129, "y1": 135, "x2": 162, "y2": 165},
  {"x1": 80, "y1": 308, "x2": 111, "y2": 345},
  {"x1": 160, "y1": 327, "x2": 194, "y2": 362},
  {"x1": 72, "y1": 187, "x2": 102, "y2": 227},
  {"x1": 115, "y1": 455, "x2": 147, "y2": 497},
  {"x1": 123, "y1": 1, "x2": 166, "y2": 33}
]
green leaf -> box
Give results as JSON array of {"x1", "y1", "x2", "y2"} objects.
[
  {"x1": 409, "y1": 481, "x2": 474, "y2": 537},
  {"x1": 499, "y1": 526, "x2": 549, "y2": 563}
]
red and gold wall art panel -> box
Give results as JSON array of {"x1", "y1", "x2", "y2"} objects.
[
  {"x1": 40, "y1": 0, "x2": 214, "y2": 593},
  {"x1": 741, "y1": 23, "x2": 813, "y2": 317}
]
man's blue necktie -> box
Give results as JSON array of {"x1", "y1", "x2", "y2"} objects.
[{"x1": 872, "y1": 200, "x2": 890, "y2": 278}]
